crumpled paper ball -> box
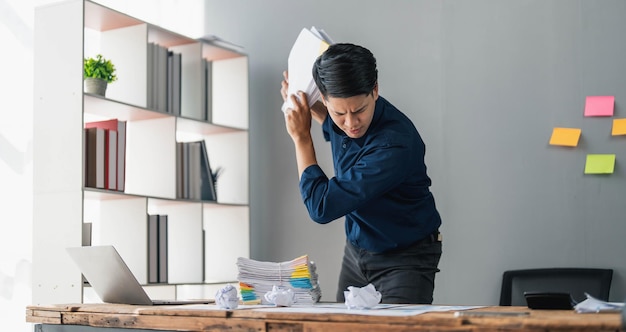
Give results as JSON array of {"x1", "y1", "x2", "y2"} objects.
[
  {"x1": 215, "y1": 284, "x2": 239, "y2": 309},
  {"x1": 264, "y1": 285, "x2": 295, "y2": 307},
  {"x1": 344, "y1": 283, "x2": 382, "y2": 309}
]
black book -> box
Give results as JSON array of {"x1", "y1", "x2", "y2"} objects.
[
  {"x1": 147, "y1": 214, "x2": 159, "y2": 284},
  {"x1": 199, "y1": 140, "x2": 217, "y2": 201},
  {"x1": 158, "y1": 215, "x2": 168, "y2": 283}
]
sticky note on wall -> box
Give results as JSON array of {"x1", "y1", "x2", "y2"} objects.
[
  {"x1": 612, "y1": 118, "x2": 626, "y2": 136},
  {"x1": 549, "y1": 127, "x2": 582, "y2": 147},
  {"x1": 584, "y1": 154, "x2": 616, "y2": 174},
  {"x1": 584, "y1": 96, "x2": 615, "y2": 117}
]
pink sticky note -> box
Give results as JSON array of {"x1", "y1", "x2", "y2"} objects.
[{"x1": 584, "y1": 96, "x2": 615, "y2": 117}]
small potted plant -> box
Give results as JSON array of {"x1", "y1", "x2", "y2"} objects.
[{"x1": 84, "y1": 54, "x2": 117, "y2": 96}]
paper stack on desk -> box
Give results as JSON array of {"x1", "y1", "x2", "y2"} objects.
[
  {"x1": 237, "y1": 255, "x2": 322, "y2": 304},
  {"x1": 574, "y1": 293, "x2": 625, "y2": 313}
]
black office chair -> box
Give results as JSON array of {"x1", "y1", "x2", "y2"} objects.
[{"x1": 499, "y1": 268, "x2": 613, "y2": 306}]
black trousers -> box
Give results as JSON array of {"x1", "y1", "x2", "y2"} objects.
[{"x1": 336, "y1": 234, "x2": 442, "y2": 304}]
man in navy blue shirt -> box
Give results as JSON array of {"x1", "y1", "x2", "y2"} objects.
[{"x1": 281, "y1": 43, "x2": 442, "y2": 304}]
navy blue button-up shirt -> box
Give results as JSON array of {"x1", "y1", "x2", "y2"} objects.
[{"x1": 299, "y1": 96, "x2": 441, "y2": 253}]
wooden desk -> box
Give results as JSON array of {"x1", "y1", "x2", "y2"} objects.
[{"x1": 26, "y1": 303, "x2": 624, "y2": 332}]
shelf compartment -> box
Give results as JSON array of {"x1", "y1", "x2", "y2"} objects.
[
  {"x1": 203, "y1": 204, "x2": 250, "y2": 282},
  {"x1": 149, "y1": 199, "x2": 204, "y2": 284},
  {"x1": 84, "y1": 195, "x2": 148, "y2": 283}
]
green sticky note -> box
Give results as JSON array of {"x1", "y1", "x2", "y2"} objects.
[{"x1": 584, "y1": 154, "x2": 616, "y2": 174}]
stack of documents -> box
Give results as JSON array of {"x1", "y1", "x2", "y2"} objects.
[
  {"x1": 281, "y1": 26, "x2": 334, "y2": 113},
  {"x1": 237, "y1": 255, "x2": 322, "y2": 304},
  {"x1": 574, "y1": 293, "x2": 625, "y2": 313}
]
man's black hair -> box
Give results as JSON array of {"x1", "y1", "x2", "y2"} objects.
[{"x1": 312, "y1": 43, "x2": 378, "y2": 98}]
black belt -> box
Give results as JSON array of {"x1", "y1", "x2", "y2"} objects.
[{"x1": 417, "y1": 231, "x2": 442, "y2": 245}]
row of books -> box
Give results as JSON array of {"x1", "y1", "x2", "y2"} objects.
[
  {"x1": 176, "y1": 140, "x2": 217, "y2": 201},
  {"x1": 148, "y1": 42, "x2": 214, "y2": 122},
  {"x1": 237, "y1": 255, "x2": 321, "y2": 304},
  {"x1": 83, "y1": 119, "x2": 218, "y2": 200},
  {"x1": 147, "y1": 214, "x2": 168, "y2": 284},
  {"x1": 148, "y1": 42, "x2": 181, "y2": 115},
  {"x1": 84, "y1": 119, "x2": 127, "y2": 191}
]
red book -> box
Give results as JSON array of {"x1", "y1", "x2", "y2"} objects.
[{"x1": 84, "y1": 119, "x2": 127, "y2": 191}]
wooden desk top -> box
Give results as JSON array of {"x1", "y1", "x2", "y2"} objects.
[{"x1": 26, "y1": 302, "x2": 624, "y2": 332}]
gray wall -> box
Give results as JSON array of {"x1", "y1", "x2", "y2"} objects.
[{"x1": 204, "y1": 0, "x2": 626, "y2": 305}]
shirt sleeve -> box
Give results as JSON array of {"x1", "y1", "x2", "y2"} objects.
[{"x1": 299, "y1": 133, "x2": 416, "y2": 224}]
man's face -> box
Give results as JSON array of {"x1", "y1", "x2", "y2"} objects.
[{"x1": 322, "y1": 86, "x2": 378, "y2": 139}]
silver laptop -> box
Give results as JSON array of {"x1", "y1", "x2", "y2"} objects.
[{"x1": 66, "y1": 245, "x2": 213, "y2": 305}]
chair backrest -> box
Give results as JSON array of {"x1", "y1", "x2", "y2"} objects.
[{"x1": 499, "y1": 268, "x2": 613, "y2": 306}]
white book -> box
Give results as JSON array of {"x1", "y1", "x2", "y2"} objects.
[
  {"x1": 117, "y1": 121, "x2": 126, "y2": 192},
  {"x1": 107, "y1": 129, "x2": 117, "y2": 190}
]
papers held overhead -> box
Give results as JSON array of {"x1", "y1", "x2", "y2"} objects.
[{"x1": 281, "y1": 27, "x2": 334, "y2": 113}]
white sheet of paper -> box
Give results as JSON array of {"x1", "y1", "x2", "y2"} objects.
[{"x1": 575, "y1": 293, "x2": 625, "y2": 313}]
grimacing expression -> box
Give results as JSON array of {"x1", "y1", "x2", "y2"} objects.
[{"x1": 322, "y1": 85, "x2": 379, "y2": 139}]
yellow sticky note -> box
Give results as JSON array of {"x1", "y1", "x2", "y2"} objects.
[
  {"x1": 612, "y1": 118, "x2": 626, "y2": 136},
  {"x1": 549, "y1": 127, "x2": 582, "y2": 147},
  {"x1": 584, "y1": 154, "x2": 616, "y2": 174}
]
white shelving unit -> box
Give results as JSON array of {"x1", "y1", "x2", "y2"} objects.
[{"x1": 33, "y1": 0, "x2": 249, "y2": 305}]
